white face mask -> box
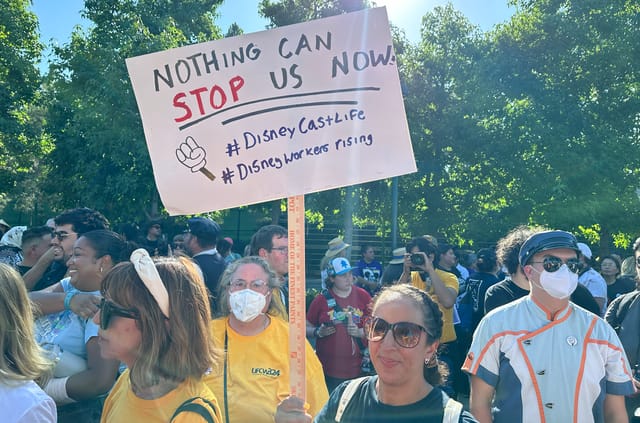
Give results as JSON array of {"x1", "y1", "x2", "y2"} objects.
[
  {"x1": 229, "y1": 289, "x2": 267, "y2": 322},
  {"x1": 534, "y1": 265, "x2": 579, "y2": 299}
]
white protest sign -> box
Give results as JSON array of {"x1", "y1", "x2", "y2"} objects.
[{"x1": 126, "y1": 7, "x2": 416, "y2": 215}]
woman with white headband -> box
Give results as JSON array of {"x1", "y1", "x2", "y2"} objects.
[{"x1": 94, "y1": 249, "x2": 221, "y2": 422}]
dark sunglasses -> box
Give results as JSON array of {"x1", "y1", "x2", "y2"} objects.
[
  {"x1": 529, "y1": 256, "x2": 581, "y2": 274},
  {"x1": 635, "y1": 257, "x2": 640, "y2": 267},
  {"x1": 98, "y1": 298, "x2": 139, "y2": 330},
  {"x1": 52, "y1": 231, "x2": 77, "y2": 241},
  {"x1": 364, "y1": 316, "x2": 429, "y2": 349}
]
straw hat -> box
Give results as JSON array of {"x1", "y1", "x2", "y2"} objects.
[
  {"x1": 324, "y1": 237, "x2": 350, "y2": 258},
  {"x1": 389, "y1": 247, "x2": 406, "y2": 264}
]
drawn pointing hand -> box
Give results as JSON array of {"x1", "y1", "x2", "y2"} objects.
[{"x1": 176, "y1": 136, "x2": 215, "y2": 181}]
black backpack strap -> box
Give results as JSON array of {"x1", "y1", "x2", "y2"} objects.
[
  {"x1": 322, "y1": 289, "x2": 341, "y2": 310},
  {"x1": 171, "y1": 396, "x2": 217, "y2": 423}
]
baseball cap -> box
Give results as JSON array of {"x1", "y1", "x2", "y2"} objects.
[
  {"x1": 577, "y1": 243, "x2": 592, "y2": 260},
  {"x1": 519, "y1": 230, "x2": 580, "y2": 266},
  {"x1": 326, "y1": 257, "x2": 353, "y2": 277}
]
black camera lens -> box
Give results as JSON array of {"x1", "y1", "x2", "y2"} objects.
[{"x1": 410, "y1": 253, "x2": 425, "y2": 266}]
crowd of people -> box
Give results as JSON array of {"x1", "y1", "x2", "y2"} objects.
[{"x1": 1, "y1": 209, "x2": 639, "y2": 422}]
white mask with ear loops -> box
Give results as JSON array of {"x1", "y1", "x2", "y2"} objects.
[
  {"x1": 533, "y1": 265, "x2": 578, "y2": 299},
  {"x1": 229, "y1": 289, "x2": 267, "y2": 322}
]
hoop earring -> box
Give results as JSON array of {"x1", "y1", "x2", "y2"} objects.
[{"x1": 425, "y1": 354, "x2": 437, "y2": 368}]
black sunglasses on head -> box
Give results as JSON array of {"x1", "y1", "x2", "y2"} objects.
[
  {"x1": 98, "y1": 298, "x2": 139, "y2": 330},
  {"x1": 529, "y1": 256, "x2": 581, "y2": 274},
  {"x1": 364, "y1": 316, "x2": 429, "y2": 349}
]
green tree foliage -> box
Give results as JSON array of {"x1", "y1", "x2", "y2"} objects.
[
  {"x1": 392, "y1": 0, "x2": 640, "y2": 251},
  {"x1": 42, "y1": 0, "x2": 224, "y2": 223},
  {"x1": 399, "y1": 5, "x2": 497, "y2": 246},
  {"x1": 259, "y1": 0, "x2": 369, "y2": 27},
  {"x1": 225, "y1": 22, "x2": 244, "y2": 38},
  {"x1": 0, "y1": 0, "x2": 49, "y2": 216},
  {"x1": 476, "y1": 0, "x2": 640, "y2": 250},
  {"x1": 3, "y1": 0, "x2": 637, "y2": 252}
]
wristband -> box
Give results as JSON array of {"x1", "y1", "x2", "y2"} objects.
[
  {"x1": 313, "y1": 327, "x2": 320, "y2": 338},
  {"x1": 44, "y1": 376, "x2": 76, "y2": 405},
  {"x1": 64, "y1": 292, "x2": 77, "y2": 311}
]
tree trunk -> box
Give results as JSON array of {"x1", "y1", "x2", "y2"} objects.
[
  {"x1": 344, "y1": 186, "x2": 355, "y2": 252},
  {"x1": 270, "y1": 200, "x2": 281, "y2": 225},
  {"x1": 598, "y1": 227, "x2": 612, "y2": 258}
]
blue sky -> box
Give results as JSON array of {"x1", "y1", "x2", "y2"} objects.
[{"x1": 31, "y1": 0, "x2": 515, "y2": 49}]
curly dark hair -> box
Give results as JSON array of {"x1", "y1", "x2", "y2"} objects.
[
  {"x1": 54, "y1": 207, "x2": 109, "y2": 235},
  {"x1": 405, "y1": 237, "x2": 437, "y2": 258},
  {"x1": 496, "y1": 225, "x2": 546, "y2": 275},
  {"x1": 476, "y1": 248, "x2": 497, "y2": 273}
]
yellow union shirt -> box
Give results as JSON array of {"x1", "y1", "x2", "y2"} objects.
[
  {"x1": 411, "y1": 269, "x2": 459, "y2": 343},
  {"x1": 101, "y1": 369, "x2": 221, "y2": 422},
  {"x1": 204, "y1": 316, "x2": 329, "y2": 422}
]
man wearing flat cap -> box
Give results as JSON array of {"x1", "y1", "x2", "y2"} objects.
[
  {"x1": 463, "y1": 230, "x2": 633, "y2": 423},
  {"x1": 183, "y1": 217, "x2": 226, "y2": 314}
]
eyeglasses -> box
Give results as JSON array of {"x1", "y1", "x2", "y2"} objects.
[
  {"x1": 635, "y1": 257, "x2": 640, "y2": 267},
  {"x1": 53, "y1": 231, "x2": 77, "y2": 241},
  {"x1": 229, "y1": 279, "x2": 268, "y2": 291},
  {"x1": 270, "y1": 246, "x2": 289, "y2": 254},
  {"x1": 529, "y1": 256, "x2": 581, "y2": 274},
  {"x1": 98, "y1": 298, "x2": 139, "y2": 330},
  {"x1": 364, "y1": 316, "x2": 429, "y2": 349}
]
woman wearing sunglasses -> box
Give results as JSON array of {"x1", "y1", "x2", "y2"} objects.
[
  {"x1": 95, "y1": 249, "x2": 221, "y2": 422},
  {"x1": 30, "y1": 229, "x2": 133, "y2": 422},
  {"x1": 314, "y1": 284, "x2": 477, "y2": 422}
]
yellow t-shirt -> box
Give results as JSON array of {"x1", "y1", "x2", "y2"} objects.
[
  {"x1": 101, "y1": 369, "x2": 221, "y2": 422},
  {"x1": 204, "y1": 316, "x2": 329, "y2": 422},
  {"x1": 410, "y1": 269, "x2": 459, "y2": 343}
]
